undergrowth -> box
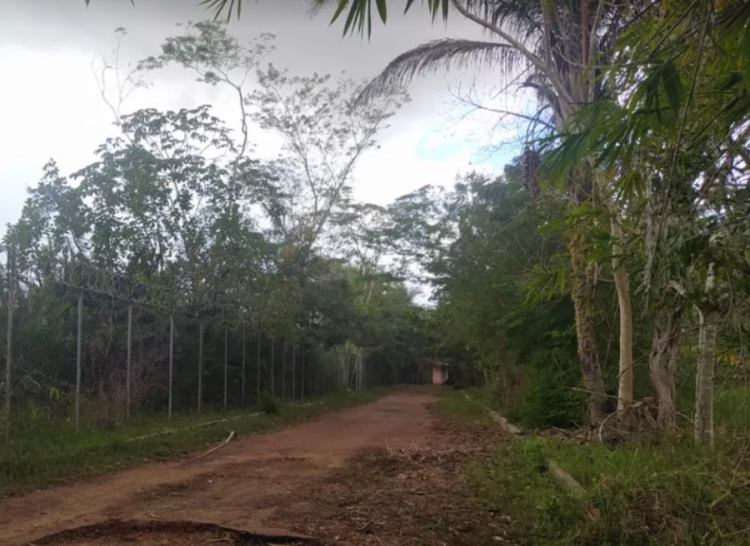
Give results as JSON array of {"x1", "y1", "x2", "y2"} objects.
[
  {"x1": 432, "y1": 387, "x2": 488, "y2": 421},
  {"x1": 0, "y1": 388, "x2": 388, "y2": 497},
  {"x1": 437, "y1": 388, "x2": 750, "y2": 545}
]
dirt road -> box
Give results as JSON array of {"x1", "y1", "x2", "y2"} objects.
[{"x1": 1, "y1": 388, "x2": 481, "y2": 546}]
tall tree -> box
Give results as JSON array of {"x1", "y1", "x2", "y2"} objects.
[
  {"x1": 554, "y1": 0, "x2": 750, "y2": 434},
  {"x1": 315, "y1": 0, "x2": 639, "y2": 422},
  {"x1": 142, "y1": 20, "x2": 406, "y2": 265}
]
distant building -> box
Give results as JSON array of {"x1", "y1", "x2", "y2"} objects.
[{"x1": 430, "y1": 362, "x2": 449, "y2": 385}]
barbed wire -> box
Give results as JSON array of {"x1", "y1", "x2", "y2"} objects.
[{"x1": 11, "y1": 256, "x2": 263, "y2": 325}]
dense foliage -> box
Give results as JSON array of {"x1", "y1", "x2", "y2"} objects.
[
  {"x1": 0, "y1": 23, "x2": 430, "y2": 430},
  {"x1": 32, "y1": 0, "x2": 750, "y2": 437}
]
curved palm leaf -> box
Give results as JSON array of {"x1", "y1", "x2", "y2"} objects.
[
  {"x1": 199, "y1": 0, "x2": 247, "y2": 22},
  {"x1": 357, "y1": 38, "x2": 525, "y2": 103},
  {"x1": 193, "y1": 0, "x2": 483, "y2": 37},
  {"x1": 312, "y1": 0, "x2": 542, "y2": 39},
  {"x1": 85, "y1": 0, "x2": 541, "y2": 42},
  {"x1": 196, "y1": 0, "x2": 450, "y2": 31}
]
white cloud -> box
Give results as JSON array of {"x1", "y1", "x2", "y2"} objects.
[
  {"x1": 353, "y1": 116, "x2": 500, "y2": 205},
  {"x1": 0, "y1": 4, "x2": 529, "y2": 236},
  {"x1": 0, "y1": 46, "x2": 115, "y2": 229}
]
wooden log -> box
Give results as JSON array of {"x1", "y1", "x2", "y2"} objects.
[
  {"x1": 464, "y1": 393, "x2": 523, "y2": 435},
  {"x1": 547, "y1": 459, "x2": 584, "y2": 494}
]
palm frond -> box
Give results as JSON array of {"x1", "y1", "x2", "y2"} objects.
[
  {"x1": 470, "y1": 0, "x2": 542, "y2": 42},
  {"x1": 199, "y1": 0, "x2": 247, "y2": 22},
  {"x1": 358, "y1": 38, "x2": 525, "y2": 103},
  {"x1": 311, "y1": 0, "x2": 542, "y2": 39},
  {"x1": 310, "y1": 0, "x2": 453, "y2": 36}
]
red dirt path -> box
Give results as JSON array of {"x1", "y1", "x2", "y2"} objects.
[{"x1": 0, "y1": 388, "x2": 461, "y2": 546}]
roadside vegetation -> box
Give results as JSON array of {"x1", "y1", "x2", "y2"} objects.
[
  {"x1": 437, "y1": 387, "x2": 750, "y2": 545},
  {"x1": 0, "y1": 388, "x2": 387, "y2": 497}
]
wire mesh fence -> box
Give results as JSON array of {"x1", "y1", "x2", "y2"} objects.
[{"x1": 0, "y1": 248, "x2": 378, "y2": 445}]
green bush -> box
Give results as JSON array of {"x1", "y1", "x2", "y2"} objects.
[
  {"x1": 257, "y1": 391, "x2": 281, "y2": 415},
  {"x1": 515, "y1": 351, "x2": 585, "y2": 429}
]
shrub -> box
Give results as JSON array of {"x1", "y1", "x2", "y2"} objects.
[
  {"x1": 257, "y1": 391, "x2": 281, "y2": 415},
  {"x1": 516, "y1": 351, "x2": 585, "y2": 429}
]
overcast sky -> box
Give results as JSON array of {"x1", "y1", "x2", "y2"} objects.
[{"x1": 0, "y1": 0, "x2": 526, "y2": 233}]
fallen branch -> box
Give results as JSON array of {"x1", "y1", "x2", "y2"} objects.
[
  {"x1": 464, "y1": 394, "x2": 523, "y2": 435},
  {"x1": 488, "y1": 408, "x2": 523, "y2": 435},
  {"x1": 547, "y1": 459, "x2": 584, "y2": 494},
  {"x1": 126, "y1": 413, "x2": 261, "y2": 442},
  {"x1": 183, "y1": 430, "x2": 235, "y2": 465},
  {"x1": 709, "y1": 479, "x2": 750, "y2": 509},
  {"x1": 547, "y1": 460, "x2": 600, "y2": 522},
  {"x1": 196, "y1": 412, "x2": 261, "y2": 428},
  {"x1": 298, "y1": 400, "x2": 327, "y2": 407}
]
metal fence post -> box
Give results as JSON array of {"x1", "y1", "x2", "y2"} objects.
[
  {"x1": 270, "y1": 336, "x2": 275, "y2": 397},
  {"x1": 5, "y1": 246, "x2": 13, "y2": 443},
  {"x1": 75, "y1": 292, "x2": 83, "y2": 432},
  {"x1": 359, "y1": 351, "x2": 364, "y2": 391},
  {"x1": 256, "y1": 328, "x2": 261, "y2": 397},
  {"x1": 343, "y1": 350, "x2": 347, "y2": 390},
  {"x1": 198, "y1": 319, "x2": 203, "y2": 413},
  {"x1": 299, "y1": 345, "x2": 305, "y2": 400},
  {"x1": 241, "y1": 327, "x2": 246, "y2": 406},
  {"x1": 126, "y1": 304, "x2": 132, "y2": 422},
  {"x1": 224, "y1": 323, "x2": 228, "y2": 409},
  {"x1": 292, "y1": 343, "x2": 296, "y2": 401},
  {"x1": 168, "y1": 315, "x2": 174, "y2": 420},
  {"x1": 282, "y1": 338, "x2": 287, "y2": 401},
  {"x1": 360, "y1": 351, "x2": 364, "y2": 391}
]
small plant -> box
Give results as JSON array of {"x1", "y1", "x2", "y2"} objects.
[{"x1": 257, "y1": 391, "x2": 281, "y2": 415}]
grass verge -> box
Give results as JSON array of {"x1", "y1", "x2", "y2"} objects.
[
  {"x1": 0, "y1": 388, "x2": 388, "y2": 497},
  {"x1": 436, "y1": 387, "x2": 750, "y2": 546},
  {"x1": 432, "y1": 386, "x2": 489, "y2": 421}
]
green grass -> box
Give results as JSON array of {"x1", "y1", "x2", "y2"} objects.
[
  {"x1": 0, "y1": 388, "x2": 388, "y2": 497},
  {"x1": 715, "y1": 385, "x2": 750, "y2": 432},
  {"x1": 469, "y1": 438, "x2": 750, "y2": 545},
  {"x1": 436, "y1": 387, "x2": 750, "y2": 546},
  {"x1": 432, "y1": 387, "x2": 490, "y2": 421}
]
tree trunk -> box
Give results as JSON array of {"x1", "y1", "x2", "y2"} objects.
[
  {"x1": 648, "y1": 305, "x2": 682, "y2": 427},
  {"x1": 611, "y1": 220, "x2": 633, "y2": 410},
  {"x1": 695, "y1": 303, "x2": 719, "y2": 447},
  {"x1": 569, "y1": 233, "x2": 608, "y2": 423}
]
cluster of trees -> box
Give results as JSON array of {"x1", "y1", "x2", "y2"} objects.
[
  {"x1": 12, "y1": 1, "x2": 750, "y2": 443},
  {"x1": 255, "y1": 0, "x2": 750, "y2": 443},
  {"x1": 1, "y1": 22, "x2": 435, "y2": 417},
  {"x1": 376, "y1": 0, "x2": 749, "y2": 443}
]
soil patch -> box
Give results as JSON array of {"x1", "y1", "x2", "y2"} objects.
[{"x1": 268, "y1": 414, "x2": 517, "y2": 546}]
